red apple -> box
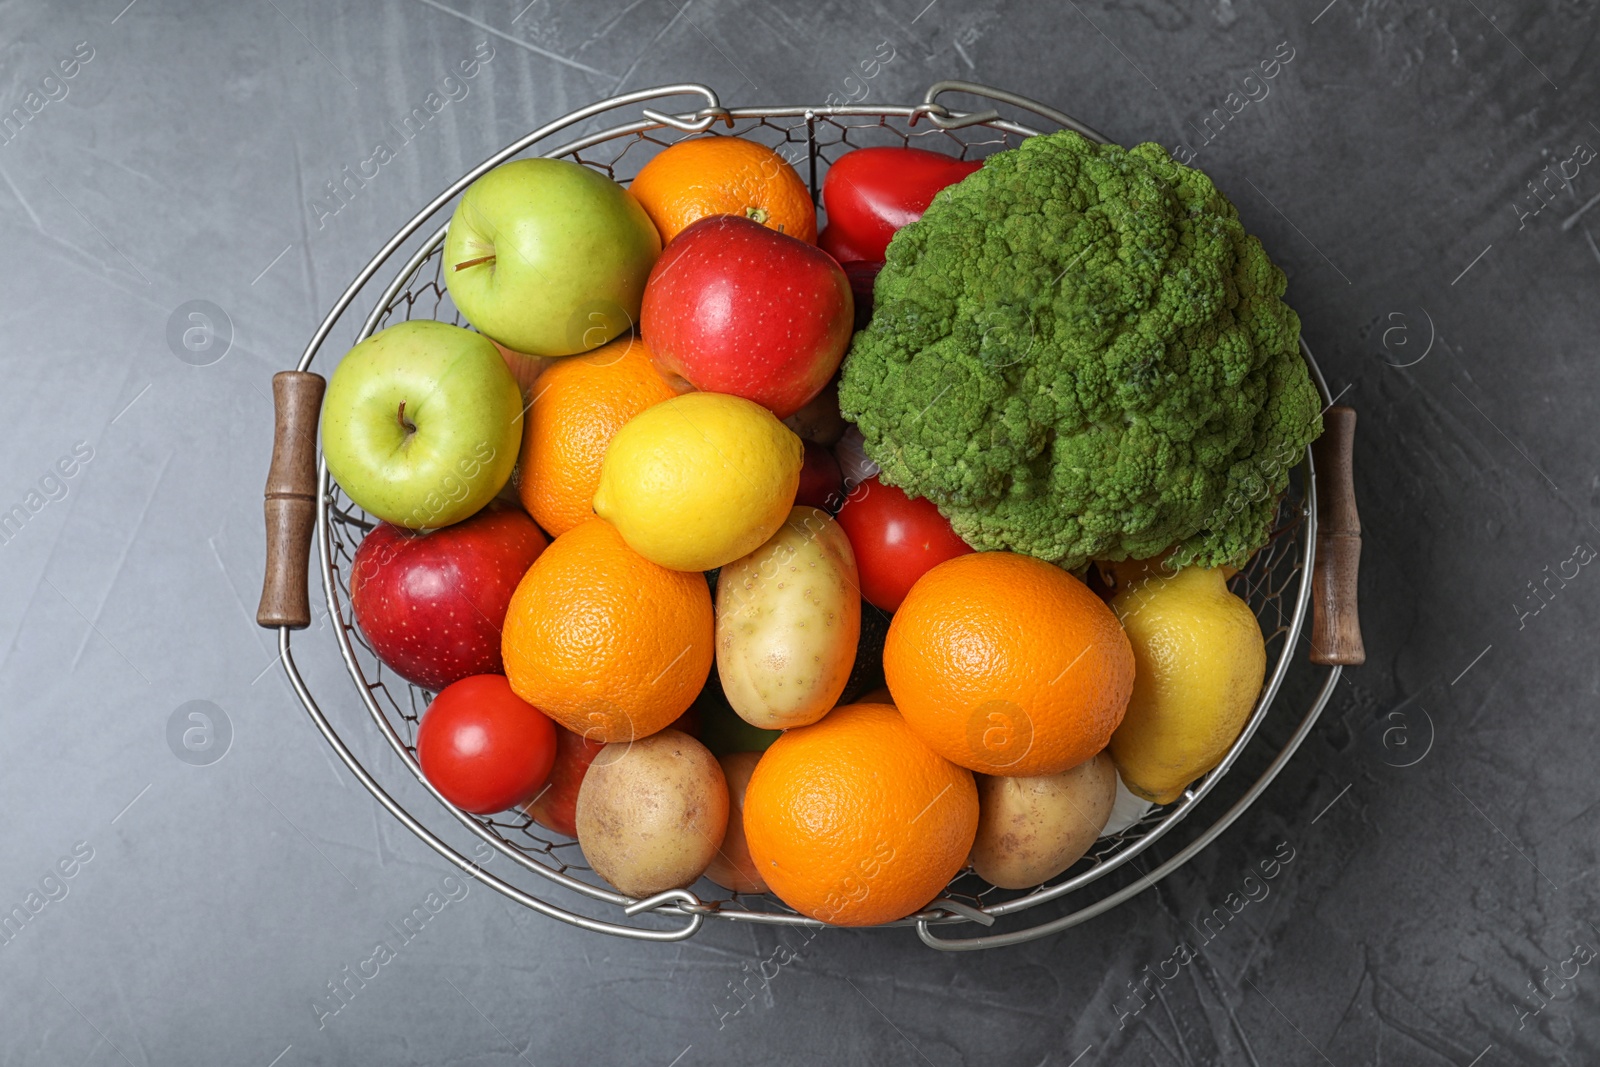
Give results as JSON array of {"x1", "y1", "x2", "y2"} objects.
[
  {"x1": 640, "y1": 215, "x2": 854, "y2": 419},
  {"x1": 524, "y1": 723, "x2": 605, "y2": 837},
  {"x1": 796, "y1": 440, "x2": 843, "y2": 511},
  {"x1": 351, "y1": 502, "x2": 548, "y2": 691}
]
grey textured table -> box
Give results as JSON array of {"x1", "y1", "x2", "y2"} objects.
[{"x1": 1, "y1": 0, "x2": 1594, "y2": 1064}]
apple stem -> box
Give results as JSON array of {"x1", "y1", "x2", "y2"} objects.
[
  {"x1": 397, "y1": 401, "x2": 417, "y2": 434},
  {"x1": 454, "y1": 255, "x2": 496, "y2": 271}
]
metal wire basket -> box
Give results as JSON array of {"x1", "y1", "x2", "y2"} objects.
[{"x1": 257, "y1": 81, "x2": 1363, "y2": 950}]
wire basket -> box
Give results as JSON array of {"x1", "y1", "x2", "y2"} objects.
[{"x1": 257, "y1": 81, "x2": 1362, "y2": 949}]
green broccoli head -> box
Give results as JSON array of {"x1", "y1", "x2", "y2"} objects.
[{"x1": 837, "y1": 130, "x2": 1323, "y2": 570}]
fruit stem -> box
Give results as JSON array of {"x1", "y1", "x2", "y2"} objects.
[
  {"x1": 745, "y1": 206, "x2": 770, "y2": 225},
  {"x1": 454, "y1": 254, "x2": 496, "y2": 271},
  {"x1": 397, "y1": 401, "x2": 417, "y2": 434}
]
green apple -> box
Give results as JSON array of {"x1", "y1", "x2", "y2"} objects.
[
  {"x1": 321, "y1": 320, "x2": 522, "y2": 529},
  {"x1": 443, "y1": 158, "x2": 661, "y2": 357}
]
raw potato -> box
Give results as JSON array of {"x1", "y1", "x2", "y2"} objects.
[
  {"x1": 574, "y1": 730, "x2": 729, "y2": 898},
  {"x1": 970, "y1": 752, "x2": 1118, "y2": 890},
  {"x1": 704, "y1": 752, "x2": 767, "y2": 893},
  {"x1": 716, "y1": 506, "x2": 860, "y2": 729}
]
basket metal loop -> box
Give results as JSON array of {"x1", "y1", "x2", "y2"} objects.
[
  {"x1": 921, "y1": 80, "x2": 1111, "y2": 143},
  {"x1": 624, "y1": 888, "x2": 711, "y2": 917},
  {"x1": 639, "y1": 83, "x2": 730, "y2": 132},
  {"x1": 905, "y1": 101, "x2": 974, "y2": 129},
  {"x1": 640, "y1": 104, "x2": 733, "y2": 133},
  {"x1": 910, "y1": 98, "x2": 1000, "y2": 131},
  {"x1": 921, "y1": 899, "x2": 997, "y2": 927}
]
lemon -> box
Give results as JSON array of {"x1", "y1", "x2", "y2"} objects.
[
  {"x1": 1108, "y1": 567, "x2": 1266, "y2": 805},
  {"x1": 593, "y1": 392, "x2": 802, "y2": 571}
]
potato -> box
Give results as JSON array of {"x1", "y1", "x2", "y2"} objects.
[
  {"x1": 704, "y1": 752, "x2": 768, "y2": 894},
  {"x1": 970, "y1": 752, "x2": 1117, "y2": 890},
  {"x1": 716, "y1": 507, "x2": 860, "y2": 729},
  {"x1": 574, "y1": 730, "x2": 729, "y2": 898}
]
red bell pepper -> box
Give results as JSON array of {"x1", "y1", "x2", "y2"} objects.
[{"x1": 818, "y1": 146, "x2": 983, "y2": 264}]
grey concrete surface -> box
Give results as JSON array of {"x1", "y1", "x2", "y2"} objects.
[{"x1": 0, "y1": 0, "x2": 1595, "y2": 1064}]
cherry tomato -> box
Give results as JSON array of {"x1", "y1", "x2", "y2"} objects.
[
  {"x1": 834, "y1": 476, "x2": 974, "y2": 611},
  {"x1": 417, "y1": 675, "x2": 557, "y2": 814}
]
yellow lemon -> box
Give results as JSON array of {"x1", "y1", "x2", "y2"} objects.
[
  {"x1": 593, "y1": 392, "x2": 802, "y2": 571},
  {"x1": 1108, "y1": 566, "x2": 1266, "y2": 805}
]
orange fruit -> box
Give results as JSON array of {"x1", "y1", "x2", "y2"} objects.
[
  {"x1": 515, "y1": 335, "x2": 677, "y2": 537},
  {"x1": 501, "y1": 518, "x2": 713, "y2": 742},
  {"x1": 883, "y1": 552, "x2": 1135, "y2": 777},
  {"x1": 628, "y1": 136, "x2": 817, "y2": 245},
  {"x1": 742, "y1": 703, "x2": 978, "y2": 926}
]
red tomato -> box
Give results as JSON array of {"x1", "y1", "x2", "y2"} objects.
[
  {"x1": 524, "y1": 724, "x2": 605, "y2": 837},
  {"x1": 417, "y1": 675, "x2": 557, "y2": 815},
  {"x1": 819, "y1": 147, "x2": 983, "y2": 262},
  {"x1": 834, "y1": 476, "x2": 975, "y2": 611}
]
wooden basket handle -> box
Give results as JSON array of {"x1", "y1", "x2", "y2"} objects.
[
  {"x1": 1309, "y1": 405, "x2": 1364, "y2": 665},
  {"x1": 257, "y1": 371, "x2": 326, "y2": 629}
]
